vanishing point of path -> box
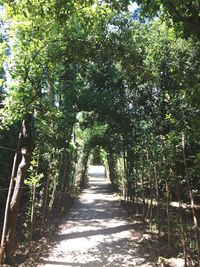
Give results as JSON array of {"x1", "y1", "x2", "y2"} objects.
[{"x1": 39, "y1": 165, "x2": 155, "y2": 267}]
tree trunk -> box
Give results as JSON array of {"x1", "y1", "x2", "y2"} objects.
[
  {"x1": 161, "y1": 139, "x2": 172, "y2": 249},
  {"x1": 127, "y1": 151, "x2": 134, "y2": 204},
  {"x1": 173, "y1": 141, "x2": 189, "y2": 266},
  {"x1": 5, "y1": 118, "x2": 34, "y2": 263},
  {"x1": 80, "y1": 152, "x2": 89, "y2": 188},
  {"x1": 154, "y1": 165, "x2": 160, "y2": 235},
  {"x1": 48, "y1": 153, "x2": 63, "y2": 215},
  {"x1": 107, "y1": 152, "x2": 118, "y2": 189},
  {"x1": 141, "y1": 164, "x2": 146, "y2": 220},
  {"x1": 145, "y1": 149, "x2": 153, "y2": 231},
  {"x1": 29, "y1": 152, "x2": 40, "y2": 249},
  {"x1": 57, "y1": 151, "x2": 70, "y2": 212},
  {"x1": 40, "y1": 177, "x2": 50, "y2": 235},
  {"x1": 47, "y1": 67, "x2": 54, "y2": 105},
  {"x1": 182, "y1": 133, "x2": 200, "y2": 266},
  {"x1": 0, "y1": 133, "x2": 21, "y2": 264},
  {"x1": 152, "y1": 150, "x2": 160, "y2": 234},
  {"x1": 165, "y1": 181, "x2": 171, "y2": 250},
  {"x1": 29, "y1": 183, "x2": 36, "y2": 250}
]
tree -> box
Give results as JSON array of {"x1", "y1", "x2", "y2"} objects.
[{"x1": 135, "y1": 0, "x2": 200, "y2": 37}]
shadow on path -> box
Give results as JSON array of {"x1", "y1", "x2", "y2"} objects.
[
  {"x1": 55, "y1": 223, "x2": 142, "y2": 241},
  {"x1": 39, "y1": 165, "x2": 156, "y2": 267},
  {"x1": 42, "y1": 260, "x2": 106, "y2": 266}
]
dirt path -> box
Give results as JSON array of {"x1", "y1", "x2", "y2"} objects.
[{"x1": 38, "y1": 165, "x2": 156, "y2": 267}]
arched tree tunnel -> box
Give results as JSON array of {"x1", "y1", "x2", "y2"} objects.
[{"x1": 0, "y1": 0, "x2": 200, "y2": 266}]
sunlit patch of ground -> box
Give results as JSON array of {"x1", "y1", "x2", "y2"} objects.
[{"x1": 38, "y1": 165, "x2": 155, "y2": 267}]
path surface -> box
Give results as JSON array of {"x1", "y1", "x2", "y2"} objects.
[{"x1": 39, "y1": 165, "x2": 155, "y2": 267}]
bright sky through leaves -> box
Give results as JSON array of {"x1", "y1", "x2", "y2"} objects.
[{"x1": 128, "y1": 2, "x2": 139, "y2": 12}]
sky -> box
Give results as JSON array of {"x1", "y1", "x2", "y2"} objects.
[{"x1": 128, "y1": 2, "x2": 139, "y2": 12}]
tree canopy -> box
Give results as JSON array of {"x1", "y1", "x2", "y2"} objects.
[{"x1": 0, "y1": 0, "x2": 200, "y2": 265}]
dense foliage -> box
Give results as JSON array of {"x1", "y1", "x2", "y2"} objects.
[{"x1": 0, "y1": 0, "x2": 200, "y2": 265}]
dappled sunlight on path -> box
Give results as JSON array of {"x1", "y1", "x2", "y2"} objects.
[{"x1": 39, "y1": 165, "x2": 154, "y2": 267}]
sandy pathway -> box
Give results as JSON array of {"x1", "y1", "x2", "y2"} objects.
[{"x1": 39, "y1": 165, "x2": 155, "y2": 267}]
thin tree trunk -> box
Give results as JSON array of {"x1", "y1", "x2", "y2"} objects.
[
  {"x1": 161, "y1": 140, "x2": 172, "y2": 249},
  {"x1": 173, "y1": 141, "x2": 189, "y2": 266},
  {"x1": 145, "y1": 150, "x2": 153, "y2": 231},
  {"x1": 176, "y1": 182, "x2": 188, "y2": 266},
  {"x1": 126, "y1": 149, "x2": 132, "y2": 203},
  {"x1": 47, "y1": 67, "x2": 54, "y2": 105},
  {"x1": 154, "y1": 165, "x2": 160, "y2": 235},
  {"x1": 29, "y1": 152, "x2": 40, "y2": 249},
  {"x1": 5, "y1": 118, "x2": 34, "y2": 263},
  {"x1": 122, "y1": 137, "x2": 128, "y2": 201},
  {"x1": 0, "y1": 133, "x2": 21, "y2": 264},
  {"x1": 182, "y1": 133, "x2": 200, "y2": 266},
  {"x1": 80, "y1": 152, "x2": 89, "y2": 188},
  {"x1": 149, "y1": 178, "x2": 153, "y2": 231},
  {"x1": 134, "y1": 159, "x2": 139, "y2": 214},
  {"x1": 40, "y1": 177, "x2": 50, "y2": 235},
  {"x1": 107, "y1": 152, "x2": 118, "y2": 190},
  {"x1": 48, "y1": 153, "x2": 63, "y2": 215},
  {"x1": 57, "y1": 152, "x2": 69, "y2": 212},
  {"x1": 165, "y1": 181, "x2": 171, "y2": 250},
  {"x1": 29, "y1": 183, "x2": 36, "y2": 250},
  {"x1": 141, "y1": 165, "x2": 146, "y2": 220},
  {"x1": 48, "y1": 178, "x2": 57, "y2": 216},
  {"x1": 152, "y1": 150, "x2": 160, "y2": 234}
]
